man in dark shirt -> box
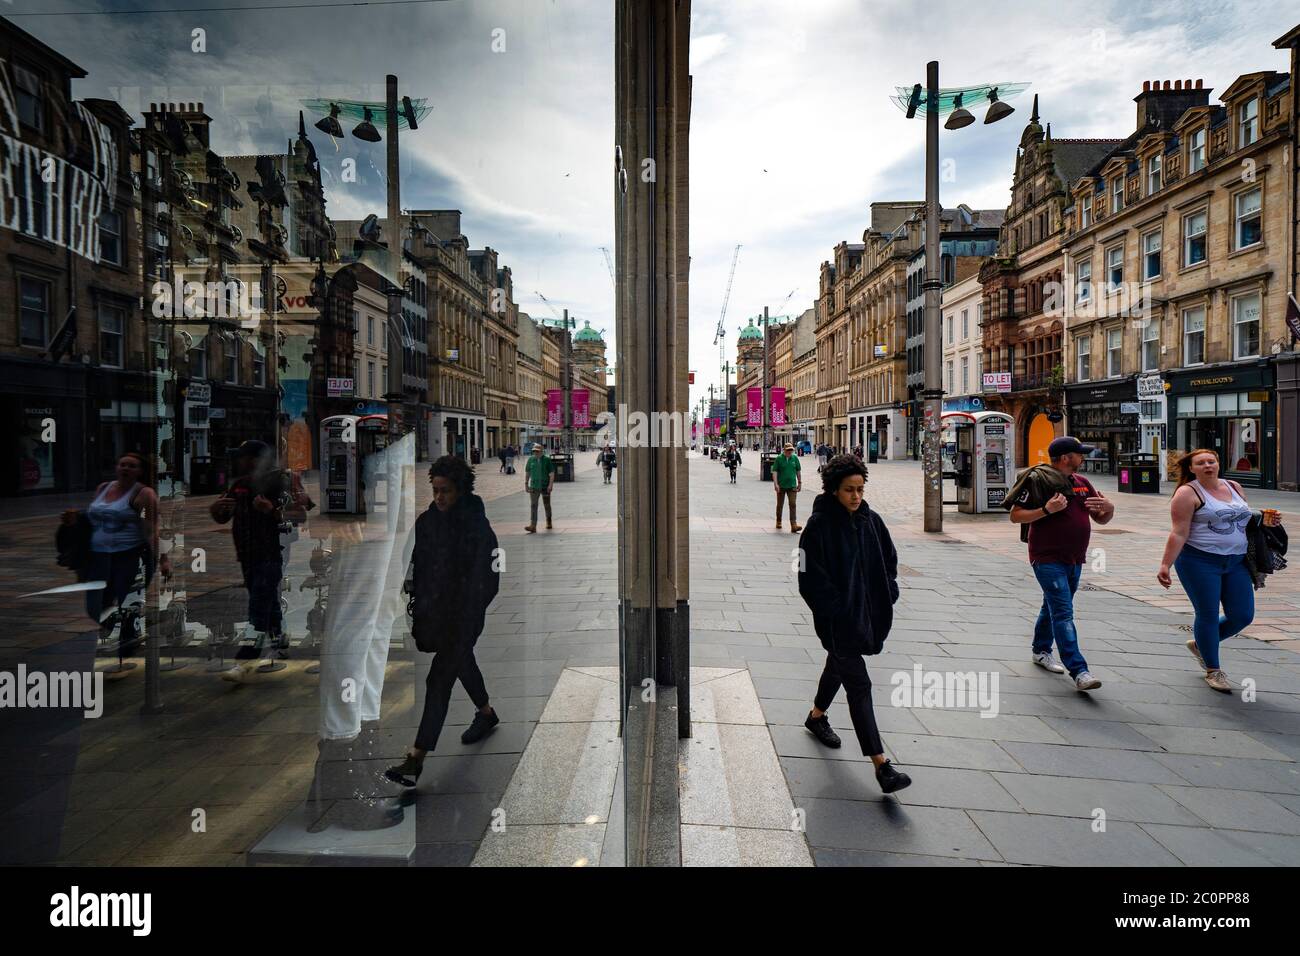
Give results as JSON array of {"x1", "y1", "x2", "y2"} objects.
[{"x1": 1010, "y1": 436, "x2": 1115, "y2": 691}]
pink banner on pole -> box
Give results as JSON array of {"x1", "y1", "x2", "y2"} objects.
[
  {"x1": 771, "y1": 387, "x2": 787, "y2": 427},
  {"x1": 546, "y1": 389, "x2": 562, "y2": 427},
  {"x1": 746, "y1": 387, "x2": 763, "y2": 427},
  {"x1": 572, "y1": 389, "x2": 590, "y2": 428}
]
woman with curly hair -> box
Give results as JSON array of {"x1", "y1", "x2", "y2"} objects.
[
  {"x1": 797, "y1": 454, "x2": 910, "y2": 794},
  {"x1": 386, "y1": 455, "x2": 501, "y2": 788}
]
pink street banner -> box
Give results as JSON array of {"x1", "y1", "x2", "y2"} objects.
[
  {"x1": 546, "y1": 389, "x2": 563, "y2": 427},
  {"x1": 572, "y1": 389, "x2": 590, "y2": 428},
  {"x1": 771, "y1": 387, "x2": 787, "y2": 427},
  {"x1": 746, "y1": 387, "x2": 763, "y2": 427}
]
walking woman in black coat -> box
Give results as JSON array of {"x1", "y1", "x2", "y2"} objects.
[
  {"x1": 386, "y1": 455, "x2": 501, "y2": 788},
  {"x1": 797, "y1": 454, "x2": 911, "y2": 793}
]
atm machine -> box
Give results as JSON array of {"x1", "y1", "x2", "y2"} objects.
[
  {"x1": 319, "y1": 414, "x2": 390, "y2": 514},
  {"x1": 943, "y1": 410, "x2": 1015, "y2": 514}
]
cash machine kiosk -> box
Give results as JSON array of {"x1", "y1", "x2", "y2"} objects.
[
  {"x1": 942, "y1": 410, "x2": 1015, "y2": 514},
  {"x1": 320, "y1": 414, "x2": 390, "y2": 514}
]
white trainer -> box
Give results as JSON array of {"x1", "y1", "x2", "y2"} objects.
[
  {"x1": 1032, "y1": 652, "x2": 1067, "y2": 674},
  {"x1": 1074, "y1": 671, "x2": 1102, "y2": 691}
]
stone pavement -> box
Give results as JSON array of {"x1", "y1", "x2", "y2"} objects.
[
  {"x1": 3, "y1": 445, "x2": 1300, "y2": 865},
  {"x1": 693, "y1": 449, "x2": 1300, "y2": 865}
]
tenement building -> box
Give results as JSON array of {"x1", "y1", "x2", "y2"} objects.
[
  {"x1": 816, "y1": 241, "x2": 860, "y2": 449},
  {"x1": 979, "y1": 95, "x2": 1120, "y2": 467},
  {"x1": 1063, "y1": 70, "x2": 1293, "y2": 487}
]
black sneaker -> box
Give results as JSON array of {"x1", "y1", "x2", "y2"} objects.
[
  {"x1": 804, "y1": 712, "x2": 841, "y2": 748},
  {"x1": 460, "y1": 709, "x2": 500, "y2": 745},
  {"x1": 875, "y1": 760, "x2": 912, "y2": 794}
]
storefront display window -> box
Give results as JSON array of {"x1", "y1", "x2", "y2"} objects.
[{"x1": 1227, "y1": 417, "x2": 1260, "y2": 474}]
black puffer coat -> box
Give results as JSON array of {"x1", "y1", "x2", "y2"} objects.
[
  {"x1": 797, "y1": 493, "x2": 899, "y2": 656},
  {"x1": 410, "y1": 493, "x2": 500, "y2": 653}
]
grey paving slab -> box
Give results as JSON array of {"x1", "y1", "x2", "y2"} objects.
[
  {"x1": 800, "y1": 797, "x2": 1002, "y2": 861},
  {"x1": 1129, "y1": 723, "x2": 1295, "y2": 761},
  {"x1": 886, "y1": 734, "x2": 1025, "y2": 773},
  {"x1": 912, "y1": 711, "x2": 1070, "y2": 745},
  {"x1": 680, "y1": 824, "x2": 813, "y2": 866},
  {"x1": 968, "y1": 809, "x2": 1183, "y2": 866},
  {"x1": 990, "y1": 772, "x2": 1205, "y2": 825},
  {"x1": 813, "y1": 847, "x2": 983, "y2": 866},
  {"x1": 1150, "y1": 751, "x2": 1300, "y2": 795},
  {"x1": 998, "y1": 741, "x2": 1190, "y2": 785},
  {"x1": 1140, "y1": 822, "x2": 1300, "y2": 866},
  {"x1": 1156, "y1": 785, "x2": 1300, "y2": 834},
  {"x1": 1038, "y1": 717, "x2": 1164, "y2": 751},
  {"x1": 781, "y1": 756, "x2": 1020, "y2": 812}
]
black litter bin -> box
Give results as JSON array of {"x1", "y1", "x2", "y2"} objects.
[
  {"x1": 190, "y1": 457, "x2": 214, "y2": 495},
  {"x1": 760, "y1": 453, "x2": 777, "y2": 483},
  {"x1": 1117, "y1": 453, "x2": 1160, "y2": 493},
  {"x1": 552, "y1": 453, "x2": 574, "y2": 482}
]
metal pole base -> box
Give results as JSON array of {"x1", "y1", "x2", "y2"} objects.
[{"x1": 256, "y1": 660, "x2": 287, "y2": 674}]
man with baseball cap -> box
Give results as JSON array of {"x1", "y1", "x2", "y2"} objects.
[
  {"x1": 1006, "y1": 435, "x2": 1115, "y2": 692},
  {"x1": 524, "y1": 443, "x2": 555, "y2": 533}
]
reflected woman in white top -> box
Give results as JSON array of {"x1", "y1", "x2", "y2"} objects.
[{"x1": 1157, "y1": 448, "x2": 1279, "y2": 693}]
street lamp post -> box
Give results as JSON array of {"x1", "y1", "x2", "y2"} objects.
[{"x1": 896, "y1": 68, "x2": 1026, "y2": 532}]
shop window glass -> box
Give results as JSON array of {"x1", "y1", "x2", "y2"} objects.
[
  {"x1": 1195, "y1": 395, "x2": 1215, "y2": 415},
  {"x1": 1176, "y1": 396, "x2": 1194, "y2": 416},
  {"x1": 1216, "y1": 393, "x2": 1237, "y2": 415},
  {"x1": 1227, "y1": 417, "x2": 1260, "y2": 473}
]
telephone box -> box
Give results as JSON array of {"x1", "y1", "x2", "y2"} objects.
[
  {"x1": 942, "y1": 410, "x2": 1015, "y2": 514},
  {"x1": 319, "y1": 414, "x2": 390, "y2": 514}
]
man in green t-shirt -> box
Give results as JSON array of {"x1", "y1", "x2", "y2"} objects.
[
  {"x1": 524, "y1": 443, "x2": 555, "y2": 533},
  {"x1": 772, "y1": 442, "x2": 802, "y2": 533}
]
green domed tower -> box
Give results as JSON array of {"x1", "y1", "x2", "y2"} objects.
[
  {"x1": 737, "y1": 316, "x2": 764, "y2": 374},
  {"x1": 572, "y1": 320, "x2": 608, "y2": 382}
]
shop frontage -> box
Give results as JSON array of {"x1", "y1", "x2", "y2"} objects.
[
  {"x1": 1166, "y1": 363, "x2": 1276, "y2": 489},
  {"x1": 1064, "y1": 380, "x2": 1139, "y2": 476},
  {"x1": 1277, "y1": 352, "x2": 1299, "y2": 492},
  {"x1": 0, "y1": 357, "x2": 93, "y2": 497}
]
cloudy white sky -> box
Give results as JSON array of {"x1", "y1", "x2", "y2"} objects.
[{"x1": 17, "y1": 0, "x2": 1295, "y2": 413}]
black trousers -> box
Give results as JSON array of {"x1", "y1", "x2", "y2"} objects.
[
  {"x1": 414, "y1": 638, "x2": 490, "y2": 752},
  {"x1": 813, "y1": 649, "x2": 884, "y2": 757}
]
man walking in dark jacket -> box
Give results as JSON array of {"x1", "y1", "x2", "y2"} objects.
[
  {"x1": 386, "y1": 455, "x2": 501, "y2": 788},
  {"x1": 797, "y1": 454, "x2": 910, "y2": 794}
]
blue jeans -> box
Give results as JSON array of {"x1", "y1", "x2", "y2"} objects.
[
  {"x1": 1173, "y1": 545, "x2": 1255, "y2": 671},
  {"x1": 1031, "y1": 562, "x2": 1089, "y2": 677}
]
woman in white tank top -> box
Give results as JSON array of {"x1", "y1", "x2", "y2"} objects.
[{"x1": 1157, "y1": 449, "x2": 1276, "y2": 693}]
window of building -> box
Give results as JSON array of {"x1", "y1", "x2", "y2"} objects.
[
  {"x1": 98, "y1": 211, "x2": 123, "y2": 266},
  {"x1": 193, "y1": 334, "x2": 208, "y2": 378},
  {"x1": 367, "y1": 316, "x2": 374, "y2": 346},
  {"x1": 1080, "y1": 195, "x2": 1092, "y2": 230},
  {"x1": 1183, "y1": 211, "x2": 1207, "y2": 266},
  {"x1": 19, "y1": 276, "x2": 51, "y2": 348},
  {"x1": 1112, "y1": 177, "x2": 1124, "y2": 213},
  {"x1": 1233, "y1": 292, "x2": 1261, "y2": 359},
  {"x1": 1142, "y1": 230, "x2": 1162, "y2": 280},
  {"x1": 368, "y1": 361, "x2": 375, "y2": 397},
  {"x1": 1076, "y1": 259, "x2": 1091, "y2": 304},
  {"x1": 98, "y1": 304, "x2": 125, "y2": 368},
  {"x1": 1239, "y1": 97, "x2": 1258, "y2": 147},
  {"x1": 960, "y1": 356, "x2": 969, "y2": 393},
  {"x1": 1106, "y1": 327, "x2": 1122, "y2": 377},
  {"x1": 1234, "y1": 188, "x2": 1262, "y2": 250},
  {"x1": 352, "y1": 309, "x2": 360, "y2": 332},
  {"x1": 946, "y1": 360, "x2": 953, "y2": 394},
  {"x1": 961, "y1": 309, "x2": 968, "y2": 341},
  {"x1": 1188, "y1": 127, "x2": 1207, "y2": 172},
  {"x1": 1107, "y1": 245, "x2": 1124, "y2": 293},
  {"x1": 1076, "y1": 335, "x2": 1091, "y2": 382},
  {"x1": 976, "y1": 351, "x2": 982, "y2": 381},
  {"x1": 14, "y1": 64, "x2": 44, "y2": 131},
  {"x1": 946, "y1": 315, "x2": 953, "y2": 344},
  {"x1": 225, "y1": 340, "x2": 239, "y2": 384},
  {"x1": 1183, "y1": 305, "x2": 1205, "y2": 365},
  {"x1": 1141, "y1": 319, "x2": 1160, "y2": 371},
  {"x1": 1147, "y1": 153, "x2": 1162, "y2": 195}
]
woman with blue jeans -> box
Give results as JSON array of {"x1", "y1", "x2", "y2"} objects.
[{"x1": 1157, "y1": 448, "x2": 1278, "y2": 693}]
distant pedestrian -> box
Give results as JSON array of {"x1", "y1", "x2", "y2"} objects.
[
  {"x1": 723, "y1": 440, "x2": 741, "y2": 483},
  {"x1": 816, "y1": 442, "x2": 829, "y2": 473},
  {"x1": 797, "y1": 454, "x2": 909, "y2": 794},
  {"x1": 772, "y1": 442, "x2": 802, "y2": 533},
  {"x1": 1005, "y1": 436, "x2": 1113, "y2": 692},
  {"x1": 1157, "y1": 448, "x2": 1274, "y2": 693},
  {"x1": 524, "y1": 443, "x2": 555, "y2": 533},
  {"x1": 498, "y1": 447, "x2": 507, "y2": 473},
  {"x1": 597, "y1": 442, "x2": 616, "y2": 484}
]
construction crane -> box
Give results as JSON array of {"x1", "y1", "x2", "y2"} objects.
[
  {"x1": 712, "y1": 244, "x2": 741, "y2": 416},
  {"x1": 532, "y1": 290, "x2": 567, "y2": 326},
  {"x1": 599, "y1": 247, "x2": 615, "y2": 289}
]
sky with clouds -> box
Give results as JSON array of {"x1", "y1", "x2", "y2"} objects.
[{"x1": 14, "y1": 0, "x2": 1295, "y2": 414}]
